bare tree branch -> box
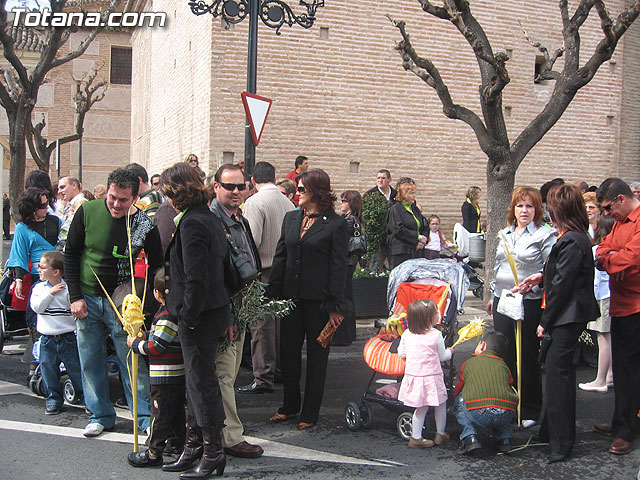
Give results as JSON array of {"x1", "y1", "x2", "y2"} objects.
[
  {"x1": 519, "y1": 21, "x2": 565, "y2": 82},
  {"x1": 594, "y1": 0, "x2": 616, "y2": 45},
  {"x1": 390, "y1": 15, "x2": 495, "y2": 156},
  {"x1": 418, "y1": 0, "x2": 451, "y2": 19},
  {"x1": 0, "y1": 1, "x2": 30, "y2": 88}
]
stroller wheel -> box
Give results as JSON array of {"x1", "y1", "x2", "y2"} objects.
[
  {"x1": 397, "y1": 412, "x2": 413, "y2": 441},
  {"x1": 473, "y1": 286, "x2": 484, "y2": 298},
  {"x1": 63, "y1": 379, "x2": 81, "y2": 404},
  {"x1": 360, "y1": 403, "x2": 373, "y2": 429},
  {"x1": 345, "y1": 402, "x2": 362, "y2": 431},
  {"x1": 36, "y1": 375, "x2": 46, "y2": 397}
]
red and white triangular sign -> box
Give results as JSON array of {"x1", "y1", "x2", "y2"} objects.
[{"x1": 241, "y1": 92, "x2": 272, "y2": 147}]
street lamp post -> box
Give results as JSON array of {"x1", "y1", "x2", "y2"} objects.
[{"x1": 188, "y1": 0, "x2": 324, "y2": 178}]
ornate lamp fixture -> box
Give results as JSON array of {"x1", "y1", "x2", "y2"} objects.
[{"x1": 189, "y1": 0, "x2": 324, "y2": 34}]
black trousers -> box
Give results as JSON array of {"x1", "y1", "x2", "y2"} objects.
[
  {"x1": 332, "y1": 264, "x2": 356, "y2": 346},
  {"x1": 493, "y1": 296, "x2": 543, "y2": 421},
  {"x1": 539, "y1": 322, "x2": 584, "y2": 456},
  {"x1": 610, "y1": 312, "x2": 640, "y2": 442},
  {"x1": 279, "y1": 299, "x2": 331, "y2": 424},
  {"x1": 179, "y1": 308, "x2": 227, "y2": 428},
  {"x1": 148, "y1": 383, "x2": 186, "y2": 454}
]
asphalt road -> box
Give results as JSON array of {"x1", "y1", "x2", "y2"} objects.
[{"x1": 1, "y1": 289, "x2": 638, "y2": 480}]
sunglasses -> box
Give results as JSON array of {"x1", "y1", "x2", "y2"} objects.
[
  {"x1": 187, "y1": 159, "x2": 198, "y2": 164},
  {"x1": 297, "y1": 186, "x2": 307, "y2": 194},
  {"x1": 219, "y1": 182, "x2": 247, "y2": 192},
  {"x1": 152, "y1": 182, "x2": 161, "y2": 187},
  {"x1": 38, "y1": 202, "x2": 48, "y2": 209},
  {"x1": 601, "y1": 195, "x2": 620, "y2": 212}
]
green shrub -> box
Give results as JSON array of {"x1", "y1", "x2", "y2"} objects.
[{"x1": 361, "y1": 192, "x2": 390, "y2": 275}]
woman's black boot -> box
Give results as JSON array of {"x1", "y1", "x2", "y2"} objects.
[
  {"x1": 162, "y1": 416, "x2": 203, "y2": 472},
  {"x1": 179, "y1": 425, "x2": 226, "y2": 479}
]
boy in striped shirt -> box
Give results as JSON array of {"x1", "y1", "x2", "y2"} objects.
[{"x1": 127, "y1": 268, "x2": 185, "y2": 467}]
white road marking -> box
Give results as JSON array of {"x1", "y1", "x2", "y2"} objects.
[{"x1": 0, "y1": 380, "x2": 395, "y2": 468}]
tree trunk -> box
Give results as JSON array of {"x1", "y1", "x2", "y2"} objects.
[
  {"x1": 8, "y1": 106, "x2": 29, "y2": 219},
  {"x1": 484, "y1": 153, "x2": 516, "y2": 302}
]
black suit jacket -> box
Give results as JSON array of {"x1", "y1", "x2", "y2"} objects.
[
  {"x1": 386, "y1": 201, "x2": 428, "y2": 256},
  {"x1": 165, "y1": 204, "x2": 230, "y2": 333},
  {"x1": 269, "y1": 209, "x2": 351, "y2": 314},
  {"x1": 540, "y1": 230, "x2": 600, "y2": 330},
  {"x1": 365, "y1": 185, "x2": 397, "y2": 201}
]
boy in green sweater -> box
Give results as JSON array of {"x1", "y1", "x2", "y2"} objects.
[{"x1": 453, "y1": 331, "x2": 518, "y2": 454}]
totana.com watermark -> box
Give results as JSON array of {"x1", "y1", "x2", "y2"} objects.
[{"x1": 12, "y1": 8, "x2": 167, "y2": 28}]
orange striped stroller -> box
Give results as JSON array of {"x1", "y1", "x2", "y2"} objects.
[{"x1": 344, "y1": 277, "x2": 458, "y2": 439}]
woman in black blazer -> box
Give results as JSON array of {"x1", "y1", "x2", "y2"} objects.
[
  {"x1": 161, "y1": 163, "x2": 230, "y2": 477},
  {"x1": 386, "y1": 178, "x2": 428, "y2": 269},
  {"x1": 518, "y1": 184, "x2": 600, "y2": 464},
  {"x1": 268, "y1": 169, "x2": 350, "y2": 430}
]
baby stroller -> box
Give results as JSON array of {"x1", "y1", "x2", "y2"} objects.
[
  {"x1": 0, "y1": 260, "x2": 29, "y2": 353},
  {"x1": 345, "y1": 259, "x2": 464, "y2": 440}
]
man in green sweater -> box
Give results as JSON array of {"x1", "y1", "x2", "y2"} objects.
[
  {"x1": 65, "y1": 168, "x2": 163, "y2": 438},
  {"x1": 453, "y1": 332, "x2": 519, "y2": 454}
]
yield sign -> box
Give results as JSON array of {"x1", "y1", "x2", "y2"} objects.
[{"x1": 241, "y1": 91, "x2": 272, "y2": 146}]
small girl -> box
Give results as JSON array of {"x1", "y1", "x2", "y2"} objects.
[
  {"x1": 424, "y1": 215, "x2": 450, "y2": 260},
  {"x1": 398, "y1": 299, "x2": 453, "y2": 448}
]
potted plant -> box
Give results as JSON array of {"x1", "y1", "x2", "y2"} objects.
[{"x1": 352, "y1": 193, "x2": 391, "y2": 318}]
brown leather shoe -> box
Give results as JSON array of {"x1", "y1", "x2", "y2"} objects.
[
  {"x1": 593, "y1": 423, "x2": 613, "y2": 436},
  {"x1": 224, "y1": 441, "x2": 264, "y2": 458},
  {"x1": 609, "y1": 437, "x2": 632, "y2": 455}
]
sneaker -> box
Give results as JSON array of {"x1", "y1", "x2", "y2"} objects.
[
  {"x1": 115, "y1": 395, "x2": 128, "y2": 409},
  {"x1": 83, "y1": 423, "x2": 105, "y2": 437},
  {"x1": 495, "y1": 437, "x2": 512, "y2": 453},
  {"x1": 408, "y1": 437, "x2": 434, "y2": 448},
  {"x1": 45, "y1": 405, "x2": 61, "y2": 415},
  {"x1": 521, "y1": 419, "x2": 537, "y2": 429}
]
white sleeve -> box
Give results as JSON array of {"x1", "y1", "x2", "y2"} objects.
[
  {"x1": 29, "y1": 283, "x2": 54, "y2": 314},
  {"x1": 397, "y1": 334, "x2": 407, "y2": 358},
  {"x1": 436, "y1": 331, "x2": 451, "y2": 362}
]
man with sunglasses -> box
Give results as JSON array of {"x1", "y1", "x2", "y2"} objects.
[
  {"x1": 593, "y1": 178, "x2": 640, "y2": 455},
  {"x1": 209, "y1": 164, "x2": 264, "y2": 459}
]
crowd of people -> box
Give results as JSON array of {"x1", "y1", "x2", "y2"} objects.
[{"x1": 4, "y1": 155, "x2": 640, "y2": 476}]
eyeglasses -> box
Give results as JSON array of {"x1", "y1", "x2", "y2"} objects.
[
  {"x1": 601, "y1": 195, "x2": 620, "y2": 212},
  {"x1": 297, "y1": 186, "x2": 307, "y2": 194},
  {"x1": 219, "y1": 182, "x2": 247, "y2": 192}
]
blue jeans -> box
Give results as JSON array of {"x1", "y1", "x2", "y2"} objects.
[
  {"x1": 76, "y1": 294, "x2": 150, "y2": 430},
  {"x1": 454, "y1": 394, "x2": 513, "y2": 441},
  {"x1": 39, "y1": 332, "x2": 83, "y2": 408}
]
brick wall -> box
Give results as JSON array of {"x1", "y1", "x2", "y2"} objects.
[{"x1": 131, "y1": 0, "x2": 640, "y2": 235}]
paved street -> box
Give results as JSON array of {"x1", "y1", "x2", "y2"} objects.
[{"x1": 1, "y1": 289, "x2": 638, "y2": 479}]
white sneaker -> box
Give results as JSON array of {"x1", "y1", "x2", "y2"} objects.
[
  {"x1": 521, "y1": 419, "x2": 536, "y2": 429},
  {"x1": 83, "y1": 423, "x2": 105, "y2": 437}
]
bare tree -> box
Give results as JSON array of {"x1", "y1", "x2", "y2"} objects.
[
  {"x1": 0, "y1": 0, "x2": 119, "y2": 210},
  {"x1": 390, "y1": 0, "x2": 640, "y2": 294},
  {"x1": 26, "y1": 64, "x2": 108, "y2": 170}
]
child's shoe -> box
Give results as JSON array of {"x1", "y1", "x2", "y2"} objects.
[
  {"x1": 495, "y1": 438, "x2": 512, "y2": 453},
  {"x1": 408, "y1": 437, "x2": 434, "y2": 448},
  {"x1": 434, "y1": 432, "x2": 450, "y2": 445},
  {"x1": 459, "y1": 434, "x2": 482, "y2": 455},
  {"x1": 45, "y1": 404, "x2": 61, "y2": 415},
  {"x1": 127, "y1": 450, "x2": 163, "y2": 468}
]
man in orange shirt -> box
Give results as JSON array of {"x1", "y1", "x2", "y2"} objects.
[{"x1": 594, "y1": 177, "x2": 640, "y2": 456}]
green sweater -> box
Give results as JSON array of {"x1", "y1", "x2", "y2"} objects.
[
  {"x1": 456, "y1": 350, "x2": 519, "y2": 411},
  {"x1": 64, "y1": 199, "x2": 163, "y2": 302}
]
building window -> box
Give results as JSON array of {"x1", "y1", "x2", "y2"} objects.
[
  {"x1": 110, "y1": 47, "x2": 132, "y2": 85},
  {"x1": 534, "y1": 55, "x2": 546, "y2": 84}
]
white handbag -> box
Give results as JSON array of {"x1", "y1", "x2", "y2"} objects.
[{"x1": 496, "y1": 290, "x2": 524, "y2": 321}]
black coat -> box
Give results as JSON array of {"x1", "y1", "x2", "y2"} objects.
[
  {"x1": 386, "y1": 201, "x2": 428, "y2": 256},
  {"x1": 461, "y1": 201, "x2": 481, "y2": 233},
  {"x1": 540, "y1": 230, "x2": 600, "y2": 330},
  {"x1": 269, "y1": 209, "x2": 351, "y2": 315},
  {"x1": 165, "y1": 204, "x2": 230, "y2": 333},
  {"x1": 365, "y1": 185, "x2": 397, "y2": 201}
]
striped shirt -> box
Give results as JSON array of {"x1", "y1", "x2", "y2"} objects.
[
  {"x1": 132, "y1": 305, "x2": 184, "y2": 384},
  {"x1": 30, "y1": 280, "x2": 76, "y2": 336}
]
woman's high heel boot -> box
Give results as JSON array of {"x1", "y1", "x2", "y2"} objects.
[
  {"x1": 163, "y1": 416, "x2": 203, "y2": 472},
  {"x1": 179, "y1": 425, "x2": 226, "y2": 479}
]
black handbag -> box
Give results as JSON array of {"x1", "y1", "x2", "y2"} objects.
[
  {"x1": 348, "y1": 219, "x2": 367, "y2": 256},
  {"x1": 223, "y1": 227, "x2": 259, "y2": 295}
]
